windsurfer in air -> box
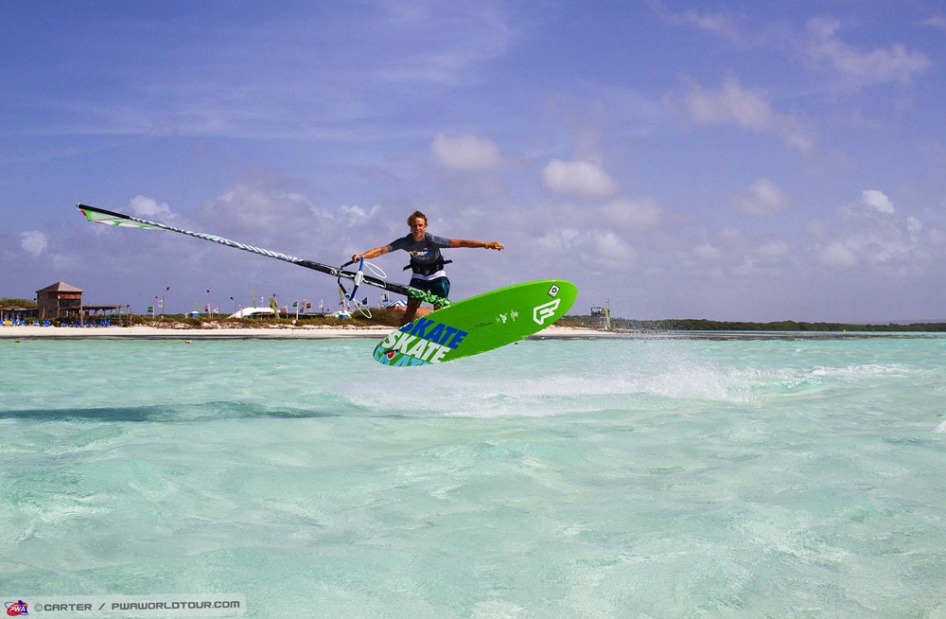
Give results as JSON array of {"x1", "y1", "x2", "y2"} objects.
[{"x1": 352, "y1": 210, "x2": 504, "y2": 325}]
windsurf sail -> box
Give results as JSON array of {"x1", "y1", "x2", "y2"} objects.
[{"x1": 77, "y1": 204, "x2": 450, "y2": 307}]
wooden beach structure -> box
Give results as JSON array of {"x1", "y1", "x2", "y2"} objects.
[{"x1": 36, "y1": 281, "x2": 129, "y2": 324}]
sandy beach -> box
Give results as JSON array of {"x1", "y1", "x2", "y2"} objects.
[
  {"x1": 0, "y1": 323, "x2": 609, "y2": 340},
  {"x1": 4, "y1": 323, "x2": 936, "y2": 341}
]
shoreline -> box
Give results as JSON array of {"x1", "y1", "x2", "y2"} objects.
[
  {"x1": 0, "y1": 323, "x2": 611, "y2": 341},
  {"x1": 2, "y1": 324, "x2": 941, "y2": 342}
]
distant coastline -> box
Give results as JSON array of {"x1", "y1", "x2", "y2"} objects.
[
  {"x1": 5, "y1": 293, "x2": 946, "y2": 335},
  {"x1": 560, "y1": 316, "x2": 946, "y2": 333},
  {"x1": 0, "y1": 322, "x2": 606, "y2": 341},
  {"x1": 4, "y1": 304, "x2": 946, "y2": 341}
]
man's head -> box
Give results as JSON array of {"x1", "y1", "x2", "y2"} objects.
[{"x1": 407, "y1": 210, "x2": 428, "y2": 241}]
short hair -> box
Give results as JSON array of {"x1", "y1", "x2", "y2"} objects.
[{"x1": 407, "y1": 210, "x2": 428, "y2": 227}]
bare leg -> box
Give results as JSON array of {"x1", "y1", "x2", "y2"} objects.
[{"x1": 400, "y1": 299, "x2": 421, "y2": 326}]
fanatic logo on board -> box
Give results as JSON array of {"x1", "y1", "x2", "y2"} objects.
[{"x1": 532, "y1": 299, "x2": 561, "y2": 325}]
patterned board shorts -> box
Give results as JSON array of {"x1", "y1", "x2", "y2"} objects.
[{"x1": 409, "y1": 277, "x2": 450, "y2": 301}]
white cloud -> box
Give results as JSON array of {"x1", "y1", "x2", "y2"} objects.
[
  {"x1": 758, "y1": 241, "x2": 789, "y2": 257},
  {"x1": 906, "y1": 216, "x2": 923, "y2": 240},
  {"x1": 600, "y1": 197, "x2": 663, "y2": 230},
  {"x1": 648, "y1": 0, "x2": 741, "y2": 42},
  {"x1": 281, "y1": 192, "x2": 307, "y2": 204},
  {"x1": 201, "y1": 181, "x2": 329, "y2": 239},
  {"x1": 534, "y1": 228, "x2": 580, "y2": 252},
  {"x1": 338, "y1": 204, "x2": 380, "y2": 227},
  {"x1": 375, "y1": 5, "x2": 516, "y2": 89},
  {"x1": 682, "y1": 11, "x2": 740, "y2": 41},
  {"x1": 734, "y1": 178, "x2": 792, "y2": 216},
  {"x1": 591, "y1": 231, "x2": 635, "y2": 262},
  {"x1": 542, "y1": 159, "x2": 617, "y2": 198},
  {"x1": 128, "y1": 195, "x2": 173, "y2": 219},
  {"x1": 20, "y1": 231, "x2": 48, "y2": 257},
  {"x1": 820, "y1": 191, "x2": 942, "y2": 268},
  {"x1": 822, "y1": 241, "x2": 858, "y2": 267},
  {"x1": 806, "y1": 220, "x2": 829, "y2": 239},
  {"x1": 432, "y1": 133, "x2": 503, "y2": 171},
  {"x1": 924, "y1": 16, "x2": 946, "y2": 31},
  {"x1": 860, "y1": 189, "x2": 895, "y2": 214},
  {"x1": 676, "y1": 77, "x2": 816, "y2": 152},
  {"x1": 693, "y1": 243, "x2": 720, "y2": 260},
  {"x1": 802, "y1": 17, "x2": 930, "y2": 85},
  {"x1": 190, "y1": 179, "x2": 348, "y2": 262}
]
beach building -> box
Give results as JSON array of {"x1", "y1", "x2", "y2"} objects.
[
  {"x1": 37, "y1": 281, "x2": 83, "y2": 319},
  {"x1": 35, "y1": 281, "x2": 130, "y2": 323}
]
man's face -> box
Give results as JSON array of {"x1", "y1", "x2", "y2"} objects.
[{"x1": 410, "y1": 218, "x2": 427, "y2": 242}]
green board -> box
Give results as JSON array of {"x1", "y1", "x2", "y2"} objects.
[{"x1": 373, "y1": 280, "x2": 578, "y2": 366}]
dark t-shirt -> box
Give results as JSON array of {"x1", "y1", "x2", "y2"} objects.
[
  {"x1": 388, "y1": 233, "x2": 450, "y2": 280},
  {"x1": 387, "y1": 233, "x2": 452, "y2": 270}
]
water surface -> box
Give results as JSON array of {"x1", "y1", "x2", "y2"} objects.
[{"x1": 2, "y1": 336, "x2": 945, "y2": 618}]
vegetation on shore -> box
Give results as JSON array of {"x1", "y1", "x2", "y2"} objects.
[
  {"x1": 4, "y1": 296, "x2": 945, "y2": 332},
  {"x1": 75, "y1": 309, "x2": 405, "y2": 329},
  {"x1": 0, "y1": 298, "x2": 37, "y2": 308},
  {"x1": 141, "y1": 310, "x2": 406, "y2": 329},
  {"x1": 559, "y1": 315, "x2": 946, "y2": 332}
]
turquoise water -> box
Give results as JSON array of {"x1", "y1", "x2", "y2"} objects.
[{"x1": 2, "y1": 335, "x2": 945, "y2": 618}]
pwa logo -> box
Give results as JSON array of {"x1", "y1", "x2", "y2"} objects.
[
  {"x1": 5, "y1": 600, "x2": 28, "y2": 616},
  {"x1": 532, "y1": 299, "x2": 561, "y2": 325}
]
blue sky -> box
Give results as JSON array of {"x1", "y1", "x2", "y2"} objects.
[{"x1": 3, "y1": 0, "x2": 945, "y2": 321}]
